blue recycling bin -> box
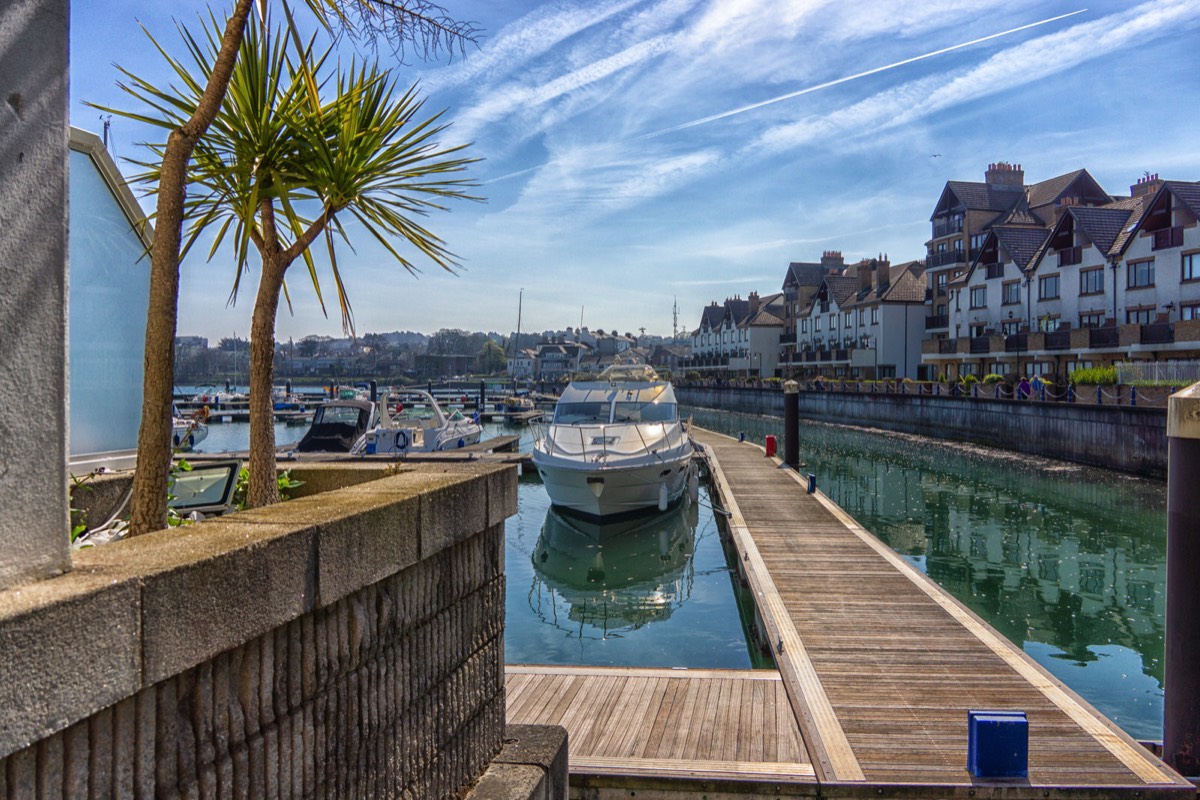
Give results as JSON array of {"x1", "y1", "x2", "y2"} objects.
[{"x1": 967, "y1": 710, "x2": 1028, "y2": 778}]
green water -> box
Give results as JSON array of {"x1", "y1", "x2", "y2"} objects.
[{"x1": 685, "y1": 407, "x2": 1167, "y2": 741}]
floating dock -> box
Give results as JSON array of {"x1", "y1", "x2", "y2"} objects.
[{"x1": 505, "y1": 427, "x2": 1192, "y2": 797}]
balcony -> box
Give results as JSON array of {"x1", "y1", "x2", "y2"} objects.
[
  {"x1": 925, "y1": 314, "x2": 949, "y2": 330},
  {"x1": 818, "y1": 301, "x2": 830, "y2": 313},
  {"x1": 804, "y1": 350, "x2": 818, "y2": 363},
  {"x1": 985, "y1": 264, "x2": 1004, "y2": 280},
  {"x1": 1045, "y1": 329, "x2": 1071, "y2": 350},
  {"x1": 779, "y1": 332, "x2": 797, "y2": 345},
  {"x1": 928, "y1": 250, "x2": 966, "y2": 268},
  {"x1": 932, "y1": 217, "x2": 964, "y2": 239},
  {"x1": 1153, "y1": 226, "x2": 1184, "y2": 251},
  {"x1": 938, "y1": 339, "x2": 956, "y2": 355},
  {"x1": 970, "y1": 336, "x2": 990, "y2": 354},
  {"x1": 1004, "y1": 333, "x2": 1027, "y2": 353},
  {"x1": 1057, "y1": 246, "x2": 1082, "y2": 267},
  {"x1": 1089, "y1": 327, "x2": 1119, "y2": 348},
  {"x1": 1141, "y1": 323, "x2": 1175, "y2": 344},
  {"x1": 834, "y1": 348, "x2": 849, "y2": 361}
]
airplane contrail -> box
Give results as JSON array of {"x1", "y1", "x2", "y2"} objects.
[{"x1": 637, "y1": 9, "x2": 1088, "y2": 140}]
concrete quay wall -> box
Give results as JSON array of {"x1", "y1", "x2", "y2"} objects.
[
  {"x1": 677, "y1": 386, "x2": 1168, "y2": 477},
  {"x1": 0, "y1": 463, "x2": 520, "y2": 798}
]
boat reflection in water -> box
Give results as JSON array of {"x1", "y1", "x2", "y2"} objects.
[{"x1": 529, "y1": 499, "x2": 699, "y2": 639}]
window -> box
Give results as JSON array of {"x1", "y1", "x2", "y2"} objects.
[
  {"x1": 1184, "y1": 252, "x2": 1200, "y2": 282},
  {"x1": 814, "y1": 318, "x2": 821, "y2": 332},
  {"x1": 1183, "y1": 303, "x2": 1200, "y2": 321},
  {"x1": 870, "y1": 307, "x2": 879, "y2": 324},
  {"x1": 969, "y1": 286, "x2": 987, "y2": 309},
  {"x1": 1001, "y1": 321, "x2": 1021, "y2": 335},
  {"x1": 970, "y1": 233, "x2": 987, "y2": 251},
  {"x1": 1080, "y1": 268, "x2": 1104, "y2": 295},
  {"x1": 1039, "y1": 274, "x2": 1060, "y2": 300},
  {"x1": 845, "y1": 313, "x2": 852, "y2": 328},
  {"x1": 1038, "y1": 315, "x2": 1061, "y2": 332},
  {"x1": 801, "y1": 320, "x2": 808, "y2": 333},
  {"x1": 614, "y1": 401, "x2": 677, "y2": 423},
  {"x1": 960, "y1": 363, "x2": 977, "y2": 377},
  {"x1": 1068, "y1": 361, "x2": 1094, "y2": 374},
  {"x1": 1079, "y1": 312, "x2": 1105, "y2": 328},
  {"x1": 858, "y1": 309, "x2": 865, "y2": 324},
  {"x1": 1002, "y1": 282, "x2": 1020, "y2": 305},
  {"x1": 1128, "y1": 259, "x2": 1155, "y2": 288},
  {"x1": 829, "y1": 314, "x2": 836, "y2": 331},
  {"x1": 1127, "y1": 308, "x2": 1152, "y2": 325},
  {"x1": 970, "y1": 323, "x2": 988, "y2": 337}
]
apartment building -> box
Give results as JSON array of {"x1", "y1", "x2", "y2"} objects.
[
  {"x1": 780, "y1": 251, "x2": 846, "y2": 360},
  {"x1": 924, "y1": 163, "x2": 1112, "y2": 342},
  {"x1": 923, "y1": 176, "x2": 1200, "y2": 379},
  {"x1": 792, "y1": 257, "x2": 927, "y2": 379},
  {"x1": 684, "y1": 292, "x2": 784, "y2": 377}
]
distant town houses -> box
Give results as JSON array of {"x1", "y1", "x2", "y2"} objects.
[{"x1": 679, "y1": 160, "x2": 1199, "y2": 382}]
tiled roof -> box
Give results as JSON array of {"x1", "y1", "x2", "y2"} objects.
[
  {"x1": 1164, "y1": 180, "x2": 1200, "y2": 219},
  {"x1": 1068, "y1": 206, "x2": 1137, "y2": 256},
  {"x1": 825, "y1": 275, "x2": 860, "y2": 307},
  {"x1": 1027, "y1": 169, "x2": 1089, "y2": 208},
  {"x1": 785, "y1": 262, "x2": 829, "y2": 288},
  {"x1": 700, "y1": 304, "x2": 723, "y2": 329},
  {"x1": 724, "y1": 298, "x2": 751, "y2": 324},
  {"x1": 994, "y1": 227, "x2": 1050, "y2": 271},
  {"x1": 994, "y1": 194, "x2": 1042, "y2": 226},
  {"x1": 880, "y1": 263, "x2": 927, "y2": 303},
  {"x1": 744, "y1": 308, "x2": 784, "y2": 327},
  {"x1": 945, "y1": 181, "x2": 1024, "y2": 212}
]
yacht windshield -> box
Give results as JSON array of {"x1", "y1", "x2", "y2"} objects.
[
  {"x1": 613, "y1": 401, "x2": 677, "y2": 423},
  {"x1": 554, "y1": 402, "x2": 608, "y2": 424}
]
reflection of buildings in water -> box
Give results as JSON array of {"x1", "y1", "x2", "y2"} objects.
[{"x1": 528, "y1": 501, "x2": 699, "y2": 637}]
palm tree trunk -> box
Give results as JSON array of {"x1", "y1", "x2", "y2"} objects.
[
  {"x1": 247, "y1": 256, "x2": 286, "y2": 508},
  {"x1": 128, "y1": 0, "x2": 256, "y2": 536}
]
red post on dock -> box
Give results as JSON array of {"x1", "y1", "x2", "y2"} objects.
[
  {"x1": 1165, "y1": 384, "x2": 1200, "y2": 776},
  {"x1": 764, "y1": 435, "x2": 776, "y2": 458}
]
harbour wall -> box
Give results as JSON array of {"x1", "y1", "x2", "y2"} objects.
[
  {"x1": 677, "y1": 386, "x2": 1168, "y2": 477},
  {"x1": 0, "y1": 463, "x2": 535, "y2": 798}
]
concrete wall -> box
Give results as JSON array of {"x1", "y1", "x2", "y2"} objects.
[
  {"x1": 0, "y1": 463, "x2": 517, "y2": 798},
  {"x1": 678, "y1": 386, "x2": 1167, "y2": 477},
  {"x1": 0, "y1": 0, "x2": 72, "y2": 589}
]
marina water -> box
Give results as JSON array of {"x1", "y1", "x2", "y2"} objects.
[{"x1": 193, "y1": 410, "x2": 1167, "y2": 740}]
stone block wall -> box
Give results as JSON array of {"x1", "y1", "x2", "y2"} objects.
[{"x1": 1, "y1": 464, "x2": 515, "y2": 798}]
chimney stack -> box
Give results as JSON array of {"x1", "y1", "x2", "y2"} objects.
[
  {"x1": 749, "y1": 291, "x2": 760, "y2": 315},
  {"x1": 985, "y1": 161, "x2": 1025, "y2": 188},
  {"x1": 1131, "y1": 173, "x2": 1164, "y2": 198},
  {"x1": 821, "y1": 249, "x2": 845, "y2": 268}
]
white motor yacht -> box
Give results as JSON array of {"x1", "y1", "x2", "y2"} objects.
[
  {"x1": 532, "y1": 365, "x2": 696, "y2": 518},
  {"x1": 365, "y1": 390, "x2": 483, "y2": 454}
]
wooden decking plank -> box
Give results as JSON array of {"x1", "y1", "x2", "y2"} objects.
[{"x1": 693, "y1": 427, "x2": 1190, "y2": 792}]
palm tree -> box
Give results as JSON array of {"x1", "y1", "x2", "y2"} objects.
[
  {"x1": 110, "y1": 12, "x2": 479, "y2": 508},
  {"x1": 95, "y1": 1, "x2": 477, "y2": 535}
]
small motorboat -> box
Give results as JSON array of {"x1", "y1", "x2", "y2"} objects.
[
  {"x1": 172, "y1": 405, "x2": 209, "y2": 451},
  {"x1": 532, "y1": 365, "x2": 697, "y2": 518},
  {"x1": 364, "y1": 390, "x2": 483, "y2": 454},
  {"x1": 295, "y1": 399, "x2": 376, "y2": 453}
]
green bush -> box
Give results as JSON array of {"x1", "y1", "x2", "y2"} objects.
[
  {"x1": 960, "y1": 374, "x2": 978, "y2": 387},
  {"x1": 1069, "y1": 366, "x2": 1117, "y2": 386},
  {"x1": 982, "y1": 373, "x2": 1005, "y2": 384}
]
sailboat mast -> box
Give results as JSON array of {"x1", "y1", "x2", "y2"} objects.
[{"x1": 512, "y1": 289, "x2": 523, "y2": 390}]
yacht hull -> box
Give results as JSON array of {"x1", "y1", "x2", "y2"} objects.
[{"x1": 533, "y1": 452, "x2": 693, "y2": 518}]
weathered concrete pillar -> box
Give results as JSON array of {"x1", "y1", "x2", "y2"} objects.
[
  {"x1": 783, "y1": 379, "x2": 800, "y2": 469},
  {"x1": 1165, "y1": 383, "x2": 1200, "y2": 775},
  {"x1": 0, "y1": 0, "x2": 72, "y2": 588}
]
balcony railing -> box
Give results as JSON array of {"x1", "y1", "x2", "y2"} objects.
[
  {"x1": 834, "y1": 348, "x2": 849, "y2": 361},
  {"x1": 985, "y1": 264, "x2": 1004, "y2": 280},
  {"x1": 932, "y1": 217, "x2": 964, "y2": 239},
  {"x1": 1153, "y1": 226, "x2": 1184, "y2": 251},
  {"x1": 938, "y1": 339, "x2": 956, "y2": 354},
  {"x1": 1058, "y1": 246, "x2": 1082, "y2": 267},
  {"x1": 928, "y1": 250, "x2": 966, "y2": 268},
  {"x1": 970, "y1": 336, "x2": 990, "y2": 354},
  {"x1": 1004, "y1": 333, "x2": 1027, "y2": 353},
  {"x1": 1089, "y1": 327, "x2": 1119, "y2": 348},
  {"x1": 779, "y1": 332, "x2": 797, "y2": 345},
  {"x1": 804, "y1": 350, "x2": 817, "y2": 363},
  {"x1": 1045, "y1": 330, "x2": 1071, "y2": 350},
  {"x1": 926, "y1": 314, "x2": 949, "y2": 330},
  {"x1": 1141, "y1": 323, "x2": 1175, "y2": 344}
]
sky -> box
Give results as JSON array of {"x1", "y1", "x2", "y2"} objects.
[{"x1": 70, "y1": 0, "x2": 1200, "y2": 342}]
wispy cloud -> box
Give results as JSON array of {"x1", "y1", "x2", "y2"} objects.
[{"x1": 639, "y1": 9, "x2": 1087, "y2": 139}]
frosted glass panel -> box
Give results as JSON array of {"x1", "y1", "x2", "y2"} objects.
[{"x1": 68, "y1": 150, "x2": 149, "y2": 457}]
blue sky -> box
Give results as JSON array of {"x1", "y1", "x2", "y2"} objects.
[{"x1": 71, "y1": 0, "x2": 1200, "y2": 342}]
